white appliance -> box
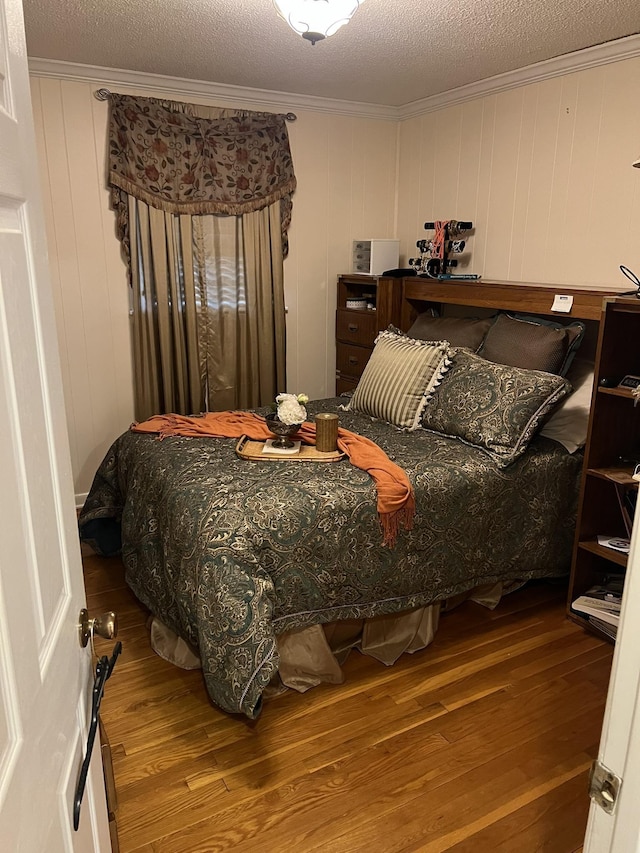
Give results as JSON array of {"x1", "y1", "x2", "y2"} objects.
[{"x1": 352, "y1": 239, "x2": 400, "y2": 275}]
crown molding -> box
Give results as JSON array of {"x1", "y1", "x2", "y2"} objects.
[
  {"x1": 29, "y1": 34, "x2": 640, "y2": 123},
  {"x1": 26, "y1": 58, "x2": 398, "y2": 121},
  {"x1": 398, "y1": 33, "x2": 640, "y2": 120}
]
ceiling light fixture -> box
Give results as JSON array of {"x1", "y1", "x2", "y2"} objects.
[
  {"x1": 274, "y1": 0, "x2": 364, "y2": 46},
  {"x1": 634, "y1": 157, "x2": 640, "y2": 168}
]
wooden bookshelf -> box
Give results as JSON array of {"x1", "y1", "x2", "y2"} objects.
[{"x1": 567, "y1": 298, "x2": 640, "y2": 641}]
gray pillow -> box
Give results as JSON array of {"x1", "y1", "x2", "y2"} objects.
[
  {"x1": 479, "y1": 312, "x2": 585, "y2": 376},
  {"x1": 407, "y1": 313, "x2": 494, "y2": 351},
  {"x1": 421, "y1": 349, "x2": 572, "y2": 465}
]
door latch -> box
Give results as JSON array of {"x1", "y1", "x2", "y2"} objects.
[{"x1": 588, "y1": 759, "x2": 622, "y2": 815}]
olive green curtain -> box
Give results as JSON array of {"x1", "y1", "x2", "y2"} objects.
[
  {"x1": 109, "y1": 94, "x2": 294, "y2": 420},
  {"x1": 128, "y1": 198, "x2": 201, "y2": 419},
  {"x1": 192, "y1": 202, "x2": 286, "y2": 412},
  {"x1": 129, "y1": 197, "x2": 286, "y2": 420}
]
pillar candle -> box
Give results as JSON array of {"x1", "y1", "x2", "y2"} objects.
[{"x1": 315, "y1": 413, "x2": 339, "y2": 452}]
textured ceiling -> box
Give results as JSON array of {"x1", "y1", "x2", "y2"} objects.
[{"x1": 23, "y1": 0, "x2": 640, "y2": 107}]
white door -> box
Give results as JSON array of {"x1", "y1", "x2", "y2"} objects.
[
  {"x1": 584, "y1": 513, "x2": 640, "y2": 853},
  {"x1": 0, "y1": 0, "x2": 111, "y2": 850}
]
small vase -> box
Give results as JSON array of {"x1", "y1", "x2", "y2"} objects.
[{"x1": 265, "y1": 413, "x2": 302, "y2": 449}]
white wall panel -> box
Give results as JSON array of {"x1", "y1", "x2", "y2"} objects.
[
  {"x1": 414, "y1": 115, "x2": 437, "y2": 259},
  {"x1": 396, "y1": 118, "x2": 424, "y2": 265},
  {"x1": 30, "y1": 76, "x2": 134, "y2": 504},
  {"x1": 521, "y1": 78, "x2": 564, "y2": 282},
  {"x1": 397, "y1": 57, "x2": 640, "y2": 289},
  {"x1": 454, "y1": 98, "x2": 487, "y2": 276},
  {"x1": 508, "y1": 86, "x2": 539, "y2": 280},
  {"x1": 286, "y1": 113, "x2": 397, "y2": 399},
  {"x1": 471, "y1": 96, "x2": 497, "y2": 279},
  {"x1": 360, "y1": 118, "x2": 397, "y2": 239},
  {"x1": 326, "y1": 114, "x2": 356, "y2": 385},
  {"x1": 589, "y1": 60, "x2": 640, "y2": 284},
  {"x1": 541, "y1": 74, "x2": 578, "y2": 284},
  {"x1": 483, "y1": 88, "x2": 524, "y2": 278},
  {"x1": 433, "y1": 105, "x2": 463, "y2": 217},
  {"x1": 285, "y1": 110, "x2": 330, "y2": 398},
  {"x1": 563, "y1": 67, "x2": 607, "y2": 285}
]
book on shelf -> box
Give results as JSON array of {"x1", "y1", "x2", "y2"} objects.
[
  {"x1": 571, "y1": 600, "x2": 619, "y2": 627},
  {"x1": 571, "y1": 587, "x2": 621, "y2": 627},
  {"x1": 588, "y1": 616, "x2": 618, "y2": 640}
]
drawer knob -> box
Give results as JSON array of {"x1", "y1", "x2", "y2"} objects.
[
  {"x1": 348, "y1": 356, "x2": 359, "y2": 366},
  {"x1": 348, "y1": 323, "x2": 359, "y2": 332}
]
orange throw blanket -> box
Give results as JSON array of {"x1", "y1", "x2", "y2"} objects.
[{"x1": 131, "y1": 411, "x2": 415, "y2": 547}]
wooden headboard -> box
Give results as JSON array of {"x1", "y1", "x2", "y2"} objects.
[{"x1": 400, "y1": 278, "x2": 629, "y2": 329}]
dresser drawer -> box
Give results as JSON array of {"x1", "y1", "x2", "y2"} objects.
[
  {"x1": 336, "y1": 308, "x2": 378, "y2": 347},
  {"x1": 335, "y1": 375, "x2": 359, "y2": 396},
  {"x1": 336, "y1": 342, "x2": 371, "y2": 379}
]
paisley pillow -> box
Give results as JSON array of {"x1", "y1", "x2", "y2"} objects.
[{"x1": 421, "y1": 349, "x2": 572, "y2": 465}]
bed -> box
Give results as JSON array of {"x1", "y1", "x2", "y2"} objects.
[{"x1": 79, "y1": 279, "x2": 617, "y2": 719}]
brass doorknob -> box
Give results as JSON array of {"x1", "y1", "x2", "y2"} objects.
[{"x1": 78, "y1": 609, "x2": 119, "y2": 648}]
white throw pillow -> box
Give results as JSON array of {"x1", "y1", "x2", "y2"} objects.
[{"x1": 539, "y1": 357, "x2": 595, "y2": 453}]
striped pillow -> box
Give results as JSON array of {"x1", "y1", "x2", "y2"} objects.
[{"x1": 346, "y1": 331, "x2": 453, "y2": 430}]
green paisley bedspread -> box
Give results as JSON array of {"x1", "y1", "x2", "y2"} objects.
[{"x1": 79, "y1": 398, "x2": 582, "y2": 718}]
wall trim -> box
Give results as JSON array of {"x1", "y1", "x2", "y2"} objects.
[
  {"x1": 29, "y1": 33, "x2": 640, "y2": 122},
  {"x1": 398, "y1": 33, "x2": 640, "y2": 119},
  {"x1": 27, "y1": 57, "x2": 398, "y2": 121}
]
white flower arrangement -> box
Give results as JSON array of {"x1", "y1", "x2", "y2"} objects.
[{"x1": 275, "y1": 392, "x2": 308, "y2": 425}]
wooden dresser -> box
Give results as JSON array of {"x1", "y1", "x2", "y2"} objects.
[{"x1": 335, "y1": 274, "x2": 403, "y2": 394}]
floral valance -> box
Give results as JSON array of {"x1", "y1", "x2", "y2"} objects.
[{"x1": 107, "y1": 93, "x2": 296, "y2": 254}]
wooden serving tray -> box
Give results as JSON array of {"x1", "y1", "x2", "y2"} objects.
[{"x1": 235, "y1": 435, "x2": 345, "y2": 463}]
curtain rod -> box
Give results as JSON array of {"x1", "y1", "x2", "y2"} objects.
[{"x1": 93, "y1": 88, "x2": 297, "y2": 121}]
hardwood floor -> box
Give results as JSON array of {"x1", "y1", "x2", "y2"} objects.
[{"x1": 84, "y1": 553, "x2": 613, "y2": 853}]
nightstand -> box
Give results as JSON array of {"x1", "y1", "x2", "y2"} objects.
[{"x1": 335, "y1": 274, "x2": 403, "y2": 394}]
